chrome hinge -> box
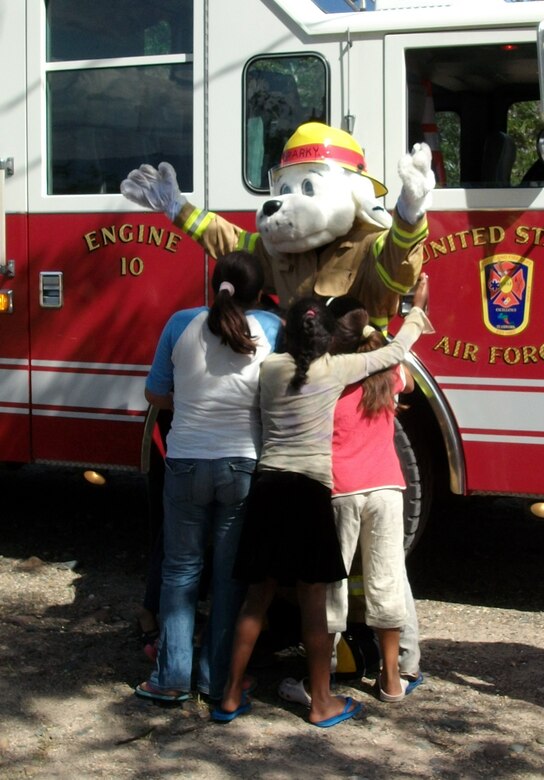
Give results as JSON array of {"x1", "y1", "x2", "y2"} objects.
[{"x1": 0, "y1": 158, "x2": 14, "y2": 177}]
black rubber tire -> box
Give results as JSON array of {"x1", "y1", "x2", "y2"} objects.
[
  {"x1": 145, "y1": 409, "x2": 172, "y2": 546},
  {"x1": 394, "y1": 417, "x2": 433, "y2": 555}
]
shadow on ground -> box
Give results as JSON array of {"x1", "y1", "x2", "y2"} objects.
[
  {"x1": 1, "y1": 465, "x2": 543, "y2": 778},
  {"x1": 407, "y1": 493, "x2": 544, "y2": 611},
  {"x1": 0, "y1": 463, "x2": 151, "y2": 567}
]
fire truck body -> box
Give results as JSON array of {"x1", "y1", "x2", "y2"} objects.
[{"x1": 1, "y1": 0, "x2": 544, "y2": 519}]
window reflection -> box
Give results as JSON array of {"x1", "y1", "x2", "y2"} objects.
[
  {"x1": 244, "y1": 55, "x2": 328, "y2": 191},
  {"x1": 48, "y1": 65, "x2": 193, "y2": 194},
  {"x1": 406, "y1": 43, "x2": 541, "y2": 189},
  {"x1": 45, "y1": 0, "x2": 193, "y2": 195},
  {"x1": 46, "y1": 0, "x2": 193, "y2": 60}
]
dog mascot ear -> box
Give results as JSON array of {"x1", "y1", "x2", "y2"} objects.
[{"x1": 121, "y1": 122, "x2": 434, "y2": 328}]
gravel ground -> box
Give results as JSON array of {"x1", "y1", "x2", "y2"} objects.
[{"x1": 0, "y1": 465, "x2": 543, "y2": 779}]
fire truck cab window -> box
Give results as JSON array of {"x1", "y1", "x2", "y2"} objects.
[
  {"x1": 46, "y1": 0, "x2": 192, "y2": 60},
  {"x1": 406, "y1": 43, "x2": 542, "y2": 189},
  {"x1": 243, "y1": 55, "x2": 328, "y2": 192},
  {"x1": 45, "y1": 0, "x2": 193, "y2": 195}
]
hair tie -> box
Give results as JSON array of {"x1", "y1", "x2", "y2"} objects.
[
  {"x1": 362, "y1": 325, "x2": 375, "y2": 338},
  {"x1": 219, "y1": 281, "x2": 235, "y2": 296}
]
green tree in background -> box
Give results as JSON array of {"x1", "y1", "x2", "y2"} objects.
[
  {"x1": 508, "y1": 100, "x2": 542, "y2": 184},
  {"x1": 435, "y1": 100, "x2": 542, "y2": 187}
]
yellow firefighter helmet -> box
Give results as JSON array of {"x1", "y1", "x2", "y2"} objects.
[{"x1": 270, "y1": 122, "x2": 387, "y2": 197}]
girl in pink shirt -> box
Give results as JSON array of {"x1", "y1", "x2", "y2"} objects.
[{"x1": 327, "y1": 299, "x2": 421, "y2": 702}]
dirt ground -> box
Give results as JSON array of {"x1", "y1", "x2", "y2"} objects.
[{"x1": 0, "y1": 465, "x2": 543, "y2": 779}]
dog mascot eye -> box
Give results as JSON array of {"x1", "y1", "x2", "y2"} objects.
[
  {"x1": 301, "y1": 179, "x2": 315, "y2": 197},
  {"x1": 280, "y1": 183, "x2": 292, "y2": 195}
]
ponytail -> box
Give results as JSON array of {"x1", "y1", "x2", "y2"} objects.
[
  {"x1": 356, "y1": 331, "x2": 397, "y2": 418},
  {"x1": 329, "y1": 300, "x2": 396, "y2": 418},
  {"x1": 207, "y1": 251, "x2": 264, "y2": 355}
]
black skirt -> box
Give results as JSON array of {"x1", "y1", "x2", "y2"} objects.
[{"x1": 233, "y1": 470, "x2": 347, "y2": 586}]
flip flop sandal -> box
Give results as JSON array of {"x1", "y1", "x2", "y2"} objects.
[
  {"x1": 313, "y1": 696, "x2": 364, "y2": 728},
  {"x1": 379, "y1": 675, "x2": 410, "y2": 703},
  {"x1": 200, "y1": 676, "x2": 257, "y2": 703},
  {"x1": 211, "y1": 700, "x2": 252, "y2": 723},
  {"x1": 211, "y1": 692, "x2": 251, "y2": 723},
  {"x1": 278, "y1": 677, "x2": 312, "y2": 708},
  {"x1": 403, "y1": 671, "x2": 424, "y2": 694},
  {"x1": 135, "y1": 682, "x2": 190, "y2": 703}
]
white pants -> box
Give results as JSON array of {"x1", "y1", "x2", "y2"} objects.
[{"x1": 327, "y1": 489, "x2": 421, "y2": 675}]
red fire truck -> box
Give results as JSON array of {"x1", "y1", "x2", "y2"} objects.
[{"x1": 2, "y1": 0, "x2": 544, "y2": 542}]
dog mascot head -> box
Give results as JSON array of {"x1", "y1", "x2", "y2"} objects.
[{"x1": 257, "y1": 122, "x2": 392, "y2": 256}]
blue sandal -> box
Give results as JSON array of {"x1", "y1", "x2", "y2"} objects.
[
  {"x1": 211, "y1": 692, "x2": 251, "y2": 722},
  {"x1": 313, "y1": 696, "x2": 363, "y2": 728}
]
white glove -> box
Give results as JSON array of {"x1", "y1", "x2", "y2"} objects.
[
  {"x1": 120, "y1": 161, "x2": 187, "y2": 222},
  {"x1": 396, "y1": 142, "x2": 435, "y2": 225}
]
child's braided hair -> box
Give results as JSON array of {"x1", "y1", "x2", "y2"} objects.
[{"x1": 285, "y1": 297, "x2": 336, "y2": 392}]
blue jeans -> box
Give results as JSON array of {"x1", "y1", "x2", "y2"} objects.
[{"x1": 149, "y1": 456, "x2": 255, "y2": 699}]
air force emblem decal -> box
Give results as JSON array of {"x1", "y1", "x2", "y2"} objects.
[{"x1": 479, "y1": 254, "x2": 532, "y2": 336}]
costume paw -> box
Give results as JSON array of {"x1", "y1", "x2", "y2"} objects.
[
  {"x1": 396, "y1": 142, "x2": 435, "y2": 224},
  {"x1": 121, "y1": 161, "x2": 186, "y2": 221}
]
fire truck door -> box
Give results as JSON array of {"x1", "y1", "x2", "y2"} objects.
[
  {"x1": 20, "y1": 1, "x2": 203, "y2": 469},
  {"x1": 0, "y1": 0, "x2": 31, "y2": 463}
]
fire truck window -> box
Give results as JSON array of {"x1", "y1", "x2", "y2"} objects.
[
  {"x1": 47, "y1": 65, "x2": 193, "y2": 195},
  {"x1": 243, "y1": 55, "x2": 328, "y2": 192},
  {"x1": 46, "y1": 0, "x2": 193, "y2": 60},
  {"x1": 406, "y1": 42, "x2": 540, "y2": 189},
  {"x1": 507, "y1": 100, "x2": 543, "y2": 186},
  {"x1": 436, "y1": 111, "x2": 460, "y2": 187},
  {"x1": 45, "y1": 0, "x2": 193, "y2": 195}
]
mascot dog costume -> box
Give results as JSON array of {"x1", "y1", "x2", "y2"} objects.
[{"x1": 121, "y1": 122, "x2": 434, "y2": 328}]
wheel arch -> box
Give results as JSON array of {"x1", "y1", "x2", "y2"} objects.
[
  {"x1": 140, "y1": 404, "x2": 172, "y2": 540},
  {"x1": 140, "y1": 404, "x2": 165, "y2": 474},
  {"x1": 403, "y1": 352, "x2": 466, "y2": 497}
]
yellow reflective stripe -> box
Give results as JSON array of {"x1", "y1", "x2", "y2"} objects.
[
  {"x1": 373, "y1": 220, "x2": 428, "y2": 294},
  {"x1": 247, "y1": 233, "x2": 259, "y2": 252},
  {"x1": 373, "y1": 221, "x2": 428, "y2": 262},
  {"x1": 181, "y1": 208, "x2": 214, "y2": 239},
  {"x1": 369, "y1": 315, "x2": 389, "y2": 334},
  {"x1": 180, "y1": 207, "x2": 201, "y2": 232},
  {"x1": 372, "y1": 231, "x2": 386, "y2": 259},
  {"x1": 347, "y1": 576, "x2": 365, "y2": 596},
  {"x1": 391, "y1": 219, "x2": 428, "y2": 250},
  {"x1": 235, "y1": 231, "x2": 260, "y2": 253},
  {"x1": 375, "y1": 260, "x2": 412, "y2": 295}
]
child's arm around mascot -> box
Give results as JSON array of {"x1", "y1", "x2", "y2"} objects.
[{"x1": 121, "y1": 123, "x2": 434, "y2": 328}]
